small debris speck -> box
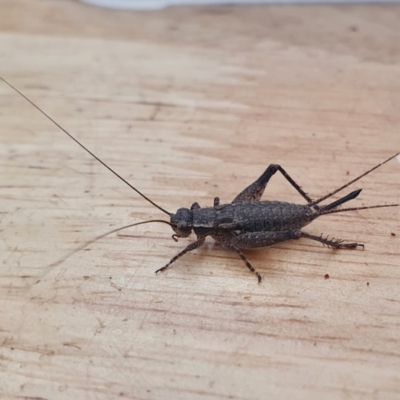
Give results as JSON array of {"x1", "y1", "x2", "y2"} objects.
[
  {"x1": 391, "y1": 232, "x2": 396, "y2": 237},
  {"x1": 367, "y1": 282, "x2": 370, "y2": 286},
  {"x1": 324, "y1": 273, "x2": 330, "y2": 279}
]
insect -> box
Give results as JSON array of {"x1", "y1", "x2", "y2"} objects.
[{"x1": 2, "y1": 77, "x2": 399, "y2": 282}]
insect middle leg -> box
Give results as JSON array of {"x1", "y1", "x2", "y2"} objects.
[
  {"x1": 213, "y1": 230, "x2": 301, "y2": 282},
  {"x1": 224, "y1": 244, "x2": 263, "y2": 283}
]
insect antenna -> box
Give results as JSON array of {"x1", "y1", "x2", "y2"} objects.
[
  {"x1": 309, "y1": 152, "x2": 399, "y2": 207},
  {"x1": 48, "y1": 219, "x2": 173, "y2": 268},
  {"x1": 0, "y1": 76, "x2": 171, "y2": 216}
]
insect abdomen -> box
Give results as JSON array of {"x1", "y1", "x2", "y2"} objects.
[{"x1": 220, "y1": 201, "x2": 315, "y2": 232}]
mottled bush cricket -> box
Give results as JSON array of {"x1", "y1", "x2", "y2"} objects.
[{"x1": 2, "y1": 77, "x2": 399, "y2": 283}]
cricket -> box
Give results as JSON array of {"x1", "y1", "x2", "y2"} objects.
[{"x1": 2, "y1": 76, "x2": 399, "y2": 283}]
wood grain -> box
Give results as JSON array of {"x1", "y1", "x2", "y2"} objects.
[{"x1": 1, "y1": 1, "x2": 400, "y2": 399}]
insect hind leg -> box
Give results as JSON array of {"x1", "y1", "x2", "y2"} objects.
[
  {"x1": 233, "y1": 165, "x2": 278, "y2": 203},
  {"x1": 233, "y1": 164, "x2": 317, "y2": 208},
  {"x1": 300, "y1": 231, "x2": 364, "y2": 249}
]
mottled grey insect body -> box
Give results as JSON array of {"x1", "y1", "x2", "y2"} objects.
[
  {"x1": 201, "y1": 201, "x2": 315, "y2": 233},
  {"x1": 173, "y1": 201, "x2": 315, "y2": 239},
  {"x1": 164, "y1": 158, "x2": 398, "y2": 283}
]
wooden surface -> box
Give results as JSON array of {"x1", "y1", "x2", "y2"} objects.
[{"x1": 1, "y1": 1, "x2": 400, "y2": 399}]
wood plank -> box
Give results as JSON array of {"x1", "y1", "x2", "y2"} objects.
[{"x1": 1, "y1": 1, "x2": 400, "y2": 399}]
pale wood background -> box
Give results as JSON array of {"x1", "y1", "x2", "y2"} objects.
[{"x1": 1, "y1": 1, "x2": 400, "y2": 399}]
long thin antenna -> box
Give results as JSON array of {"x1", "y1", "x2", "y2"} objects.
[
  {"x1": 0, "y1": 76, "x2": 171, "y2": 216},
  {"x1": 48, "y1": 219, "x2": 172, "y2": 269},
  {"x1": 310, "y1": 152, "x2": 399, "y2": 207}
]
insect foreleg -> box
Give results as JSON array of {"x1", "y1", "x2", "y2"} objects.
[
  {"x1": 155, "y1": 237, "x2": 205, "y2": 274},
  {"x1": 233, "y1": 164, "x2": 315, "y2": 207}
]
